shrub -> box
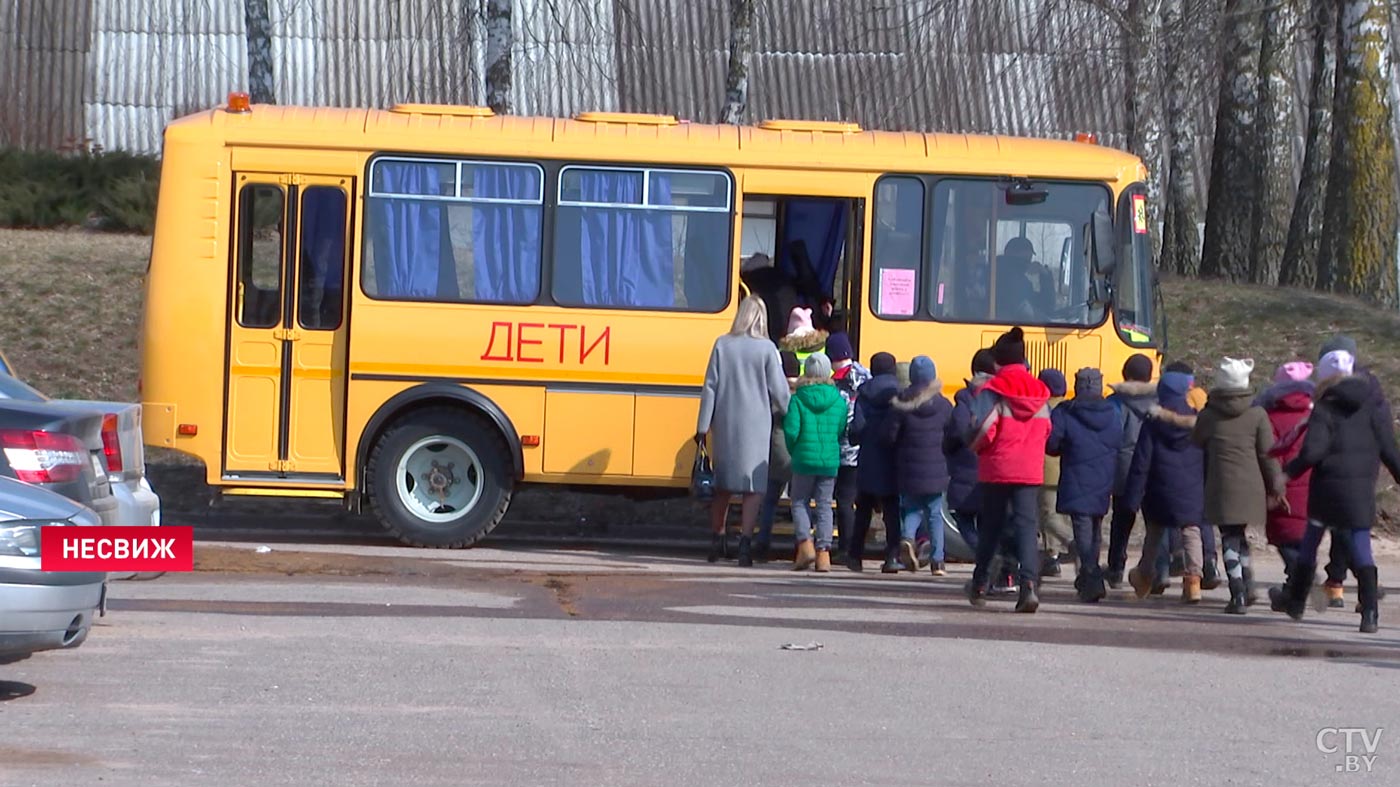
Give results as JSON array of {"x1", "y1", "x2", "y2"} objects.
[{"x1": 0, "y1": 147, "x2": 160, "y2": 233}]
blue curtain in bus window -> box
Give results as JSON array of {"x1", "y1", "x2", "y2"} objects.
[
  {"x1": 470, "y1": 164, "x2": 541, "y2": 303},
  {"x1": 369, "y1": 163, "x2": 454, "y2": 298},
  {"x1": 299, "y1": 187, "x2": 346, "y2": 329},
  {"x1": 780, "y1": 199, "x2": 848, "y2": 305},
  {"x1": 576, "y1": 171, "x2": 673, "y2": 308}
]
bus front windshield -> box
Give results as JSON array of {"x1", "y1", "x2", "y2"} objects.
[{"x1": 927, "y1": 179, "x2": 1109, "y2": 327}]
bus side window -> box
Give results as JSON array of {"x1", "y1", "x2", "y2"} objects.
[{"x1": 237, "y1": 184, "x2": 286, "y2": 329}]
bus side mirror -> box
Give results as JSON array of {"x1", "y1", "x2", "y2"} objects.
[
  {"x1": 1089, "y1": 277, "x2": 1112, "y2": 306},
  {"x1": 1090, "y1": 210, "x2": 1116, "y2": 276}
]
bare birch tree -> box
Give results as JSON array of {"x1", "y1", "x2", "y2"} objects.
[
  {"x1": 484, "y1": 0, "x2": 512, "y2": 113},
  {"x1": 243, "y1": 0, "x2": 276, "y2": 104},
  {"x1": 1280, "y1": 0, "x2": 1336, "y2": 288},
  {"x1": 720, "y1": 0, "x2": 755, "y2": 124},
  {"x1": 1318, "y1": 0, "x2": 1399, "y2": 305},
  {"x1": 1124, "y1": 0, "x2": 1166, "y2": 253},
  {"x1": 1248, "y1": 0, "x2": 1300, "y2": 285},
  {"x1": 1201, "y1": 0, "x2": 1264, "y2": 281},
  {"x1": 1159, "y1": 0, "x2": 1203, "y2": 276}
]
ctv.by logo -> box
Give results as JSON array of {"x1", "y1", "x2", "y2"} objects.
[{"x1": 1316, "y1": 727, "x2": 1384, "y2": 773}]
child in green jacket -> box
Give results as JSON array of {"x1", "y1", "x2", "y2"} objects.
[{"x1": 784, "y1": 352, "x2": 848, "y2": 572}]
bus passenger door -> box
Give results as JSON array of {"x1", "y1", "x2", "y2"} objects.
[{"x1": 224, "y1": 173, "x2": 351, "y2": 479}]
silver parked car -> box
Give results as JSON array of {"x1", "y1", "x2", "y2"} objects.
[{"x1": 0, "y1": 476, "x2": 106, "y2": 663}]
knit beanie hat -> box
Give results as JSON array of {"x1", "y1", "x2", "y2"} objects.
[
  {"x1": 1319, "y1": 335, "x2": 1359, "y2": 362},
  {"x1": 971, "y1": 348, "x2": 997, "y2": 377},
  {"x1": 780, "y1": 350, "x2": 801, "y2": 379},
  {"x1": 803, "y1": 352, "x2": 833, "y2": 379},
  {"x1": 1274, "y1": 361, "x2": 1314, "y2": 384},
  {"x1": 991, "y1": 327, "x2": 1027, "y2": 367},
  {"x1": 1317, "y1": 350, "x2": 1355, "y2": 382},
  {"x1": 825, "y1": 332, "x2": 854, "y2": 363},
  {"x1": 870, "y1": 352, "x2": 897, "y2": 377},
  {"x1": 1074, "y1": 368, "x2": 1104, "y2": 399},
  {"x1": 1215, "y1": 357, "x2": 1254, "y2": 391},
  {"x1": 1164, "y1": 361, "x2": 1193, "y2": 376},
  {"x1": 1123, "y1": 353, "x2": 1154, "y2": 383},
  {"x1": 786, "y1": 306, "x2": 815, "y2": 337},
  {"x1": 909, "y1": 355, "x2": 937, "y2": 387},
  {"x1": 1038, "y1": 368, "x2": 1067, "y2": 397}
]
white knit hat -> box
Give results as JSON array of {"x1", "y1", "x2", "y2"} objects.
[
  {"x1": 1317, "y1": 350, "x2": 1355, "y2": 383},
  {"x1": 1216, "y1": 357, "x2": 1254, "y2": 391}
]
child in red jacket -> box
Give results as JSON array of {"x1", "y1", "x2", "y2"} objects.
[
  {"x1": 1257, "y1": 361, "x2": 1314, "y2": 610},
  {"x1": 965, "y1": 327, "x2": 1052, "y2": 613}
]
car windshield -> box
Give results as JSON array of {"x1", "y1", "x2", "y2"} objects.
[
  {"x1": 926, "y1": 179, "x2": 1109, "y2": 326},
  {"x1": 0, "y1": 374, "x2": 49, "y2": 403}
]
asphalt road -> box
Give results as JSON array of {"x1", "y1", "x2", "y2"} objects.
[{"x1": 3, "y1": 541, "x2": 1399, "y2": 787}]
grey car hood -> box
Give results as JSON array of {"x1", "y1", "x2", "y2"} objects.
[{"x1": 0, "y1": 476, "x2": 93, "y2": 524}]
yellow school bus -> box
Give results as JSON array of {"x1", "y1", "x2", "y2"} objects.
[{"x1": 140, "y1": 95, "x2": 1165, "y2": 547}]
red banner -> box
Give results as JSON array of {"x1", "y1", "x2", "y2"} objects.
[{"x1": 40, "y1": 526, "x2": 193, "y2": 572}]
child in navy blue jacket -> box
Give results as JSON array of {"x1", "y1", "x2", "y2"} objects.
[{"x1": 1046, "y1": 368, "x2": 1123, "y2": 602}]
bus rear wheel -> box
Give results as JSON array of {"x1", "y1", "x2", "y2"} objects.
[{"x1": 366, "y1": 408, "x2": 513, "y2": 547}]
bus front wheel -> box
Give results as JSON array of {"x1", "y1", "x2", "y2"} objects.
[{"x1": 366, "y1": 408, "x2": 513, "y2": 547}]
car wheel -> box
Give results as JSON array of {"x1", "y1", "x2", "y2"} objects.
[{"x1": 366, "y1": 408, "x2": 513, "y2": 548}]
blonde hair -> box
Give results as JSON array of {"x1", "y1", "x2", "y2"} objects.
[{"x1": 729, "y1": 295, "x2": 768, "y2": 340}]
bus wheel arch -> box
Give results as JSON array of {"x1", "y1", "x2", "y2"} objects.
[{"x1": 359, "y1": 387, "x2": 521, "y2": 548}]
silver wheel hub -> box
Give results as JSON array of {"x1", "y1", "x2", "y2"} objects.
[{"x1": 394, "y1": 435, "x2": 484, "y2": 525}]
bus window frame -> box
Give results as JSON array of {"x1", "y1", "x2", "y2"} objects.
[
  {"x1": 358, "y1": 154, "x2": 737, "y2": 315},
  {"x1": 867, "y1": 173, "x2": 1115, "y2": 331},
  {"x1": 360, "y1": 154, "x2": 549, "y2": 307},
  {"x1": 551, "y1": 163, "x2": 735, "y2": 314}
]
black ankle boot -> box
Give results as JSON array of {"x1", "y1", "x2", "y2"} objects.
[
  {"x1": 1224, "y1": 578, "x2": 1248, "y2": 614},
  {"x1": 752, "y1": 539, "x2": 770, "y2": 563},
  {"x1": 707, "y1": 533, "x2": 724, "y2": 563},
  {"x1": 736, "y1": 536, "x2": 753, "y2": 567},
  {"x1": 1358, "y1": 565, "x2": 1380, "y2": 634},
  {"x1": 1201, "y1": 560, "x2": 1222, "y2": 590},
  {"x1": 1015, "y1": 579, "x2": 1040, "y2": 613}
]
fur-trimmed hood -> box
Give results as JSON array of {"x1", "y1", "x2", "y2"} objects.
[
  {"x1": 778, "y1": 329, "x2": 829, "y2": 353},
  {"x1": 1149, "y1": 405, "x2": 1198, "y2": 429},
  {"x1": 893, "y1": 380, "x2": 946, "y2": 412},
  {"x1": 1110, "y1": 380, "x2": 1158, "y2": 398}
]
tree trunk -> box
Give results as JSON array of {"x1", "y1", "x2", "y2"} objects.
[
  {"x1": 1124, "y1": 0, "x2": 1165, "y2": 253},
  {"x1": 484, "y1": 0, "x2": 512, "y2": 114},
  {"x1": 1160, "y1": 0, "x2": 1201, "y2": 277},
  {"x1": 1280, "y1": 0, "x2": 1336, "y2": 289},
  {"x1": 720, "y1": 0, "x2": 755, "y2": 124},
  {"x1": 243, "y1": 0, "x2": 276, "y2": 104},
  {"x1": 1248, "y1": 0, "x2": 1300, "y2": 285},
  {"x1": 1319, "y1": 0, "x2": 1399, "y2": 306},
  {"x1": 1200, "y1": 0, "x2": 1264, "y2": 282}
]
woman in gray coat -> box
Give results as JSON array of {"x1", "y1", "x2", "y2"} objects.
[{"x1": 698, "y1": 295, "x2": 792, "y2": 564}]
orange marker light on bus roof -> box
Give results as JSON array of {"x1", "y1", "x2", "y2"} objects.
[
  {"x1": 1074, "y1": 132, "x2": 1098, "y2": 144},
  {"x1": 226, "y1": 92, "x2": 252, "y2": 113}
]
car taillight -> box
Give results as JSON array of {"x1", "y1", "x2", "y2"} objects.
[
  {"x1": 101, "y1": 413, "x2": 123, "y2": 474},
  {"x1": 0, "y1": 429, "x2": 87, "y2": 484}
]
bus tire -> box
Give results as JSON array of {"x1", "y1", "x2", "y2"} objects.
[{"x1": 365, "y1": 407, "x2": 513, "y2": 548}]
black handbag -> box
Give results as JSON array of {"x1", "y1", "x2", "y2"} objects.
[{"x1": 690, "y1": 437, "x2": 716, "y2": 502}]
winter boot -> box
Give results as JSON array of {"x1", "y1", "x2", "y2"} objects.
[
  {"x1": 1040, "y1": 553, "x2": 1062, "y2": 578},
  {"x1": 1357, "y1": 566, "x2": 1380, "y2": 634},
  {"x1": 1224, "y1": 578, "x2": 1248, "y2": 614},
  {"x1": 1015, "y1": 579, "x2": 1040, "y2": 613},
  {"x1": 1354, "y1": 586, "x2": 1388, "y2": 613},
  {"x1": 736, "y1": 536, "x2": 753, "y2": 567},
  {"x1": 1268, "y1": 586, "x2": 1287, "y2": 613},
  {"x1": 1284, "y1": 565, "x2": 1315, "y2": 621},
  {"x1": 931, "y1": 561, "x2": 947, "y2": 577},
  {"x1": 1325, "y1": 582, "x2": 1346, "y2": 610},
  {"x1": 707, "y1": 533, "x2": 724, "y2": 563},
  {"x1": 815, "y1": 549, "x2": 832, "y2": 573},
  {"x1": 846, "y1": 555, "x2": 865, "y2": 573},
  {"x1": 880, "y1": 555, "x2": 901, "y2": 573},
  {"x1": 1201, "y1": 560, "x2": 1222, "y2": 591},
  {"x1": 1243, "y1": 566, "x2": 1258, "y2": 606},
  {"x1": 753, "y1": 539, "x2": 771, "y2": 563},
  {"x1": 916, "y1": 538, "x2": 932, "y2": 569},
  {"x1": 1181, "y1": 575, "x2": 1202, "y2": 604},
  {"x1": 1128, "y1": 567, "x2": 1153, "y2": 599},
  {"x1": 792, "y1": 540, "x2": 817, "y2": 571}
]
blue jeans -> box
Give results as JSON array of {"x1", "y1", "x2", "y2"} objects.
[
  {"x1": 901, "y1": 493, "x2": 945, "y2": 563},
  {"x1": 953, "y1": 509, "x2": 979, "y2": 552},
  {"x1": 790, "y1": 474, "x2": 836, "y2": 551},
  {"x1": 757, "y1": 477, "x2": 787, "y2": 545}
]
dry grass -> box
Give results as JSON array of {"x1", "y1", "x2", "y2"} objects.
[{"x1": 3, "y1": 228, "x2": 1399, "y2": 529}]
